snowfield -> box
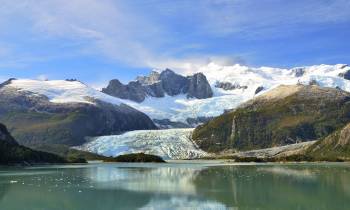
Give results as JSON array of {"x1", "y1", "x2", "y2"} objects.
[
  {"x1": 8, "y1": 79, "x2": 125, "y2": 105},
  {"x1": 127, "y1": 63, "x2": 350, "y2": 123},
  {"x1": 5, "y1": 63, "x2": 350, "y2": 126},
  {"x1": 74, "y1": 128, "x2": 208, "y2": 160}
]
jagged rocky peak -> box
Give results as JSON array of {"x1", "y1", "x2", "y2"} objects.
[
  {"x1": 136, "y1": 71, "x2": 160, "y2": 85},
  {"x1": 159, "y1": 68, "x2": 189, "y2": 96},
  {"x1": 102, "y1": 79, "x2": 146, "y2": 102},
  {"x1": 291, "y1": 67, "x2": 305, "y2": 77},
  {"x1": 103, "y1": 68, "x2": 213, "y2": 102},
  {"x1": 254, "y1": 86, "x2": 264, "y2": 94},
  {"x1": 187, "y1": 73, "x2": 213, "y2": 99}
]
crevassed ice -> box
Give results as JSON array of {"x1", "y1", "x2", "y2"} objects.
[{"x1": 74, "y1": 128, "x2": 208, "y2": 160}]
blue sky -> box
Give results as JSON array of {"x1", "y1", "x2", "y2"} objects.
[{"x1": 0, "y1": 0, "x2": 350, "y2": 87}]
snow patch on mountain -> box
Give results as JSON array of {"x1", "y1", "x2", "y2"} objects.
[
  {"x1": 7, "y1": 79, "x2": 125, "y2": 105},
  {"x1": 74, "y1": 128, "x2": 208, "y2": 160},
  {"x1": 128, "y1": 63, "x2": 350, "y2": 124},
  {"x1": 5, "y1": 64, "x2": 350, "y2": 127}
]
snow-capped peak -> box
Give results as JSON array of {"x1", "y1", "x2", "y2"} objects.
[
  {"x1": 6, "y1": 79, "x2": 125, "y2": 105},
  {"x1": 120, "y1": 63, "x2": 350, "y2": 126},
  {"x1": 4, "y1": 63, "x2": 350, "y2": 128}
]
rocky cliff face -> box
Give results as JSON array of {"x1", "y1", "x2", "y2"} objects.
[
  {"x1": 102, "y1": 69, "x2": 213, "y2": 103},
  {"x1": 187, "y1": 73, "x2": 213, "y2": 99},
  {"x1": 0, "y1": 80, "x2": 157, "y2": 147},
  {"x1": 102, "y1": 79, "x2": 147, "y2": 102},
  {"x1": 192, "y1": 85, "x2": 350, "y2": 152}
]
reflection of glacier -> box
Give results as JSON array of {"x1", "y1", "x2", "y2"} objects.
[
  {"x1": 257, "y1": 166, "x2": 316, "y2": 180},
  {"x1": 76, "y1": 129, "x2": 208, "y2": 159},
  {"x1": 140, "y1": 197, "x2": 227, "y2": 210},
  {"x1": 85, "y1": 164, "x2": 203, "y2": 195}
]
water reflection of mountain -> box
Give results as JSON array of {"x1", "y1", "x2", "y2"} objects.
[
  {"x1": 85, "y1": 165, "x2": 203, "y2": 195},
  {"x1": 192, "y1": 165, "x2": 350, "y2": 210},
  {"x1": 1, "y1": 164, "x2": 350, "y2": 210}
]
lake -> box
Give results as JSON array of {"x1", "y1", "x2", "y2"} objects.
[{"x1": 0, "y1": 162, "x2": 349, "y2": 210}]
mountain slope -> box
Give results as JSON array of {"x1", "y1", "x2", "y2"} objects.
[
  {"x1": 0, "y1": 123, "x2": 66, "y2": 164},
  {"x1": 0, "y1": 79, "x2": 156, "y2": 147},
  {"x1": 102, "y1": 64, "x2": 350, "y2": 128},
  {"x1": 192, "y1": 84, "x2": 350, "y2": 152},
  {"x1": 307, "y1": 122, "x2": 350, "y2": 160}
]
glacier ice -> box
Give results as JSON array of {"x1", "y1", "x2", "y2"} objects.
[{"x1": 75, "y1": 129, "x2": 208, "y2": 160}]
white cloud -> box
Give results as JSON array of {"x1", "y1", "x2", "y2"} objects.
[
  {"x1": 0, "y1": 0, "x2": 349, "y2": 72},
  {"x1": 37, "y1": 74, "x2": 48, "y2": 81}
]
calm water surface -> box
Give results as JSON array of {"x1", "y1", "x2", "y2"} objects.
[{"x1": 0, "y1": 162, "x2": 349, "y2": 210}]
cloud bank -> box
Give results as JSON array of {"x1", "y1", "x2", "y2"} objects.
[{"x1": 0, "y1": 0, "x2": 349, "y2": 74}]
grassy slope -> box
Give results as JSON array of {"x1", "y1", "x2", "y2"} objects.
[
  {"x1": 0, "y1": 123, "x2": 68, "y2": 164},
  {"x1": 193, "y1": 85, "x2": 350, "y2": 153},
  {"x1": 306, "y1": 123, "x2": 350, "y2": 161},
  {"x1": 0, "y1": 141, "x2": 67, "y2": 164},
  {"x1": 1, "y1": 111, "x2": 93, "y2": 146}
]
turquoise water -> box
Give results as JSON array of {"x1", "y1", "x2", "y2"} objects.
[{"x1": 0, "y1": 162, "x2": 350, "y2": 210}]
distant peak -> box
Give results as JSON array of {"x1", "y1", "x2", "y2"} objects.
[{"x1": 161, "y1": 68, "x2": 176, "y2": 75}]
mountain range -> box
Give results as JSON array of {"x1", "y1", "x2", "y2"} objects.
[{"x1": 1, "y1": 63, "x2": 350, "y2": 161}]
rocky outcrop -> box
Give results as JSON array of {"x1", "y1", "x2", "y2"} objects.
[
  {"x1": 187, "y1": 73, "x2": 213, "y2": 99},
  {"x1": 0, "y1": 83, "x2": 157, "y2": 147},
  {"x1": 254, "y1": 86, "x2": 264, "y2": 94},
  {"x1": 192, "y1": 85, "x2": 350, "y2": 152},
  {"x1": 215, "y1": 82, "x2": 248, "y2": 90},
  {"x1": 103, "y1": 69, "x2": 213, "y2": 102},
  {"x1": 102, "y1": 79, "x2": 147, "y2": 102},
  {"x1": 292, "y1": 68, "x2": 305, "y2": 77},
  {"x1": 159, "y1": 69, "x2": 189, "y2": 96},
  {"x1": 339, "y1": 70, "x2": 350, "y2": 80}
]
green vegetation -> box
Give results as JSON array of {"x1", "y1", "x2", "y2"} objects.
[
  {"x1": 193, "y1": 85, "x2": 350, "y2": 153},
  {"x1": 32, "y1": 144, "x2": 115, "y2": 162},
  {"x1": 306, "y1": 123, "x2": 350, "y2": 161},
  {"x1": 0, "y1": 141, "x2": 67, "y2": 165},
  {"x1": 108, "y1": 153, "x2": 166, "y2": 163},
  {"x1": 0, "y1": 123, "x2": 67, "y2": 165},
  {"x1": 1, "y1": 111, "x2": 94, "y2": 146}
]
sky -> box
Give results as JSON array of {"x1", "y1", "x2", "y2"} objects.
[{"x1": 0, "y1": 0, "x2": 350, "y2": 87}]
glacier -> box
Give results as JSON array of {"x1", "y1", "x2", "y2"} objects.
[{"x1": 74, "y1": 128, "x2": 208, "y2": 160}]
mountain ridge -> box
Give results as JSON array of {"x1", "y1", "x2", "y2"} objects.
[
  {"x1": 99, "y1": 63, "x2": 350, "y2": 128},
  {"x1": 0, "y1": 79, "x2": 156, "y2": 148},
  {"x1": 102, "y1": 69, "x2": 213, "y2": 103},
  {"x1": 192, "y1": 84, "x2": 350, "y2": 152}
]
